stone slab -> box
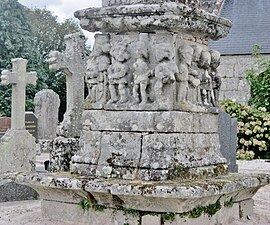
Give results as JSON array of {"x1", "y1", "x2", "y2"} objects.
[
  {"x1": 0, "y1": 130, "x2": 36, "y2": 174},
  {"x1": 16, "y1": 172, "x2": 269, "y2": 214},
  {"x1": 142, "y1": 215, "x2": 160, "y2": 225},
  {"x1": 75, "y1": 3, "x2": 231, "y2": 40},
  {"x1": 219, "y1": 111, "x2": 238, "y2": 173},
  {"x1": 42, "y1": 200, "x2": 139, "y2": 225},
  {"x1": 72, "y1": 131, "x2": 102, "y2": 165},
  {"x1": 239, "y1": 199, "x2": 254, "y2": 220},
  {"x1": 0, "y1": 179, "x2": 38, "y2": 202},
  {"x1": 99, "y1": 132, "x2": 142, "y2": 168},
  {"x1": 165, "y1": 203, "x2": 240, "y2": 225},
  {"x1": 140, "y1": 133, "x2": 224, "y2": 169},
  {"x1": 25, "y1": 112, "x2": 38, "y2": 140},
  {"x1": 83, "y1": 110, "x2": 218, "y2": 133},
  {"x1": 34, "y1": 89, "x2": 60, "y2": 140}
]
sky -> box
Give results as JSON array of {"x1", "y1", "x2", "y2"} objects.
[{"x1": 18, "y1": 0, "x2": 102, "y2": 46}]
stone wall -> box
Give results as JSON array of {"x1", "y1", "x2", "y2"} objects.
[{"x1": 218, "y1": 54, "x2": 270, "y2": 103}]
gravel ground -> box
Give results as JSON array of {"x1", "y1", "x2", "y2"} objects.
[{"x1": 0, "y1": 159, "x2": 269, "y2": 225}]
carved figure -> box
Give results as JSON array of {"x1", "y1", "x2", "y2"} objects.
[
  {"x1": 132, "y1": 35, "x2": 151, "y2": 104},
  {"x1": 177, "y1": 44, "x2": 194, "y2": 104},
  {"x1": 210, "y1": 50, "x2": 221, "y2": 106},
  {"x1": 189, "y1": 45, "x2": 203, "y2": 104},
  {"x1": 85, "y1": 35, "x2": 111, "y2": 105},
  {"x1": 108, "y1": 41, "x2": 130, "y2": 104},
  {"x1": 199, "y1": 50, "x2": 215, "y2": 106},
  {"x1": 154, "y1": 43, "x2": 178, "y2": 100}
]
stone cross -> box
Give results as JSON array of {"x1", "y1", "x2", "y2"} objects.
[
  {"x1": 1, "y1": 58, "x2": 37, "y2": 130},
  {"x1": 48, "y1": 33, "x2": 87, "y2": 137}
]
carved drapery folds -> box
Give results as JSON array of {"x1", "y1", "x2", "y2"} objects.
[{"x1": 84, "y1": 33, "x2": 221, "y2": 112}]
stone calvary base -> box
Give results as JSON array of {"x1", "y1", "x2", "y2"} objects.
[{"x1": 0, "y1": 0, "x2": 269, "y2": 225}]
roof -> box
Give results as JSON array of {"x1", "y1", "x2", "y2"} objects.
[{"x1": 209, "y1": 0, "x2": 270, "y2": 55}]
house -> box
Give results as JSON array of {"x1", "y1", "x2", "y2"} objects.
[{"x1": 210, "y1": 0, "x2": 270, "y2": 103}]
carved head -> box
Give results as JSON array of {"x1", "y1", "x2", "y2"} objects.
[
  {"x1": 191, "y1": 45, "x2": 203, "y2": 62},
  {"x1": 86, "y1": 59, "x2": 99, "y2": 79},
  {"x1": 155, "y1": 43, "x2": 173, "y2": 62},
  {"x1": 134, "y1": 41, "x2": 148, "y2": 59},
  {"x1": 92, "y1": 34, "x2": 111, "y2": 57},
  {"x1": 110, "y1": 42, "x2": 130, "y2": 62},
  {"x1": 210, "y1": 50, "x2": 220, "y2": 69},
  {"x1": 178, "y1": 45, "x2": 194, "y2": 66},
  {"x1": 199, "y1": 50, "x2": 211, "y2": 69}
]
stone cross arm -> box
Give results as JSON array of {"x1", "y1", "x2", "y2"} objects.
[
  {"x1": 1, "y1": 59, "x2": 37, "y2": 86},
  {"x1": 0, "y1": 58, "x2": 37, "y2": 130}
]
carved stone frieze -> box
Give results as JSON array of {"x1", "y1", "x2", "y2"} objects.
[{"x1": 84, "y1": 32, "x2": 221, "y2": 112}]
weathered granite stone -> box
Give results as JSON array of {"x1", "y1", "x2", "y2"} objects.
[
  {"x1": 48, "y1": 33, "x2": 87, "y2": 138},
  {"x1": 38, "y1": 139, "x2": 53, "y2": 153},
  {"x1": 140, "y1": 133, "x2": 224, "y2": 169},
  {"x1": 71, "y1": 131, "x2": 102, "y2": 165},
  {"x1": 69, "y1": 0, "x2": 231, "y2": 181},
  {"x1": 34, "y1": 89, "x2": 60, "y2": 140},
  {"x1": 82, "y1": 32, "x2": 222, "y2": 112},
  {"x1": 15, "y1": 172, "x2": 269, "y2": 223},
  {"x1": 0, "y1": 130, "x2": 35, "y2": 173},
  {"x1": 219, "y1": 111, "x2": 238, "y2": 172},
  {"x1": 97, "y1": 132, "x2": 141, "y2": 178},
  {"x1": 239, "y1": 199, "x2": 254, "y2": 220},
  {"x1": 49, "y1": 137, "x2": 79, "y2": 172},
  {"x1": 102, "y1": 0, "x2": 225, "y2": 15},
  {"x1": 0, "y1": 58, "x2": 37, "y2": 174},
  {"x1": 142, "y1": 215, "x2": 160, "y2": 225},
  {"x1": 75, "y1": 3, "x2": 231, "y2": 39},
  {"x1": 0, "y1": 179, "x2": 38, "y2": 202},
  {"x1": 42, "y1": 200, "x2": 140, "y2": 225},
  {"x1": 82, "y1": 110, "x2": 221, "y2": 133}
]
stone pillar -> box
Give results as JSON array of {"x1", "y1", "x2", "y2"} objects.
[
  {"x1": 71, "y1": 0, "x2": 232, "y2": 180},
  {"x1": 0, "y1": 58, "x2": 37, "y2": 173}
]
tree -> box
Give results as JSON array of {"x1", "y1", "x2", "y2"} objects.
[
  {"x1": 25, "y1": 8, "x2": 81, "y2": 120},
  {"x1": 0, "y1": 2, "x2": 82, "y2": 120},
  {"x1": 0, "y1": 0, "x2": 46, "y2": 116}
]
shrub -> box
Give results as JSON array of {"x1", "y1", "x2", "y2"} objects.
[
  {"x1": 221, "y1": 99, "x2": 270, "y2": 160},
  {"x1": 246, "y1": 45, "x2": 270, "y2": 111}
]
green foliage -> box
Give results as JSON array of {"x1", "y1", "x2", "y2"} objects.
[
  {"x1": 0, "y1": 0, "x2": 46, "y2": 116},
  {"x1": 161, "y1": 212, "x2": 176, "y2": 222},
  {"x1": 79, "y1": 198, "x2": 106, "y2": 212},
  {"x1": 188, "y1": 206, "x2": 204, "y2": 218},
  {"x1": 79, "y1": 199, "x2": 91, "y2": 210},
  {"x1": 204, "y1": 201, "x2": 222, "y2": 217},
  {"x1": 0, "y1": 2, "x2": 81, "y2": 119},
  {"x1": 246, "y1": 45, "x2": 270, "y2": 112},
  {"x1": 180, "y1": 201, "x2": 221, "y2": 219},
  {"x1": 224, "y1": 197, "x2": 235, "y2": 208},
  {"x1": 25, "y1": 8, "x2": 81, "y2": 121},
  {"x1": 221, "y1": 99, "x2": 270, "y2": 159}
]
